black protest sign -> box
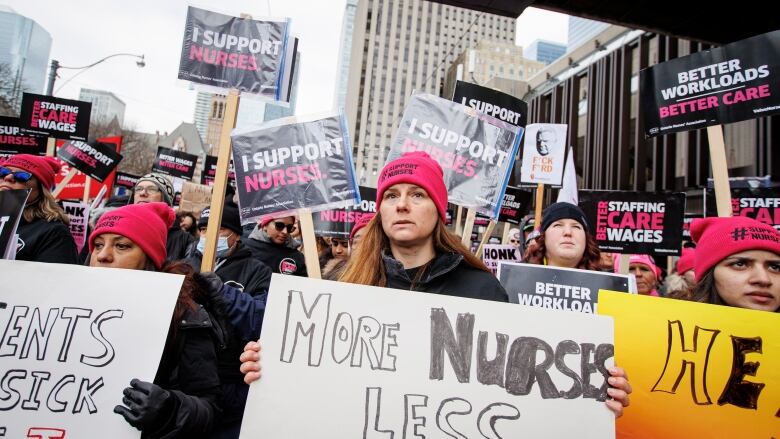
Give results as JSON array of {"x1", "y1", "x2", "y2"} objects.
[
  {"x1": 313, "y1": 187, "x2": 376, "y2": 238},
  {"x1": 388, "y1": 93, "x2": 522, "y2": 219},
  {"x1": 475, "y1": 186, "x2": 531, "y2": 225},
  {"x1": 705, "y1": 187, "x2": 780, "y2": 230},
  {"x1": 201, "y1": 155, "x2": 236, "y2": 186},
  {"x1": 0, "y1": 189, "x2": 30, "y2": 259},
  {"x1": 498, "y1": 262, "x2": 632, "y2": 313},
  {"x1": 152, "y1": 146, "x2": 198, "y2": 181},
  {"x1": 683, "y1": 213, "x2": 703, "y2": 240},
  {"x1": 0, "y1": 116, "x2": 47, "y2": 158},
  {"x1": 579, "y1": 191, "x2": 686, "y2": 255},
  {"x1": 57, "y1": 140, "x2": 123, "y2": 183},
  {"x1": 453, "y1": 80, "x2": 527, "y2": 127},
  {"x1": 115, "y1": 171, "x2": 141, "y2": 189},
  {"x1": 179, "y1": 6, "x2": 291, "y2": 99},
  {"x1": 640, "y1": 30, "x2": 780, "y2": 138},
  {"x1": 231, "y1": 113, "x2": 360, "y2": 221},
  {"x1": 18, "y1": 93, "x2": 92, "y2": 141}
]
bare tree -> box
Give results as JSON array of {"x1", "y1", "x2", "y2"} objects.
[
  {"x1": 88, "y1": 117, "x2": 161, "y2": 176},
  {"x1": 0, "y1": 63, "x2": 22, "y2": 117}
]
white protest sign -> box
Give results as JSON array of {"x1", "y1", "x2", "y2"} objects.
[
  {"x1": 62, "y1": 201, "x2": 90, "y2": 253},
  {"x1": 520, "y1": 123, "x2": 568, "y2": 185},
  {"x1": 0, "y1": 260, "x2": 182, "y2": 438},
  {"x1": 482, "y1": 244, "x2": 522, "y2": 274},
  {"x1": 241, "y1": 274, "x2": 616, "y2": 438}
]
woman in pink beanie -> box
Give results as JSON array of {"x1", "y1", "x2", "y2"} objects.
[
  {"x1": 0, "y1": 154, "x2": 79, "y2": 263},
  {"x1": 665, "y1": 247, "x2": 697, "y2": 300},
  {"x1": 690, "y1": 217, "x2": 780, "y2": 312},
  {"x1": 88, "y1": 202, "x2": 222, "y2": 437},
  {"x1": 614, "y1": 254, "x2": 662, "y2": 296}
]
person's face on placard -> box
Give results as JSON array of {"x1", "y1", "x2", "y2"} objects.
[
  {"x1": 90, "y1": 233, "x2": 148, "y2": 270},
  {"x1": 630, "y1": 262, "x2": 658, "y2": 295},
  {"x1": 713, "y1": 250, "x2": 780, "y2": 312},
  {"x1": 134, "y1": 182, "x2": 164, "y2": 204},
  {"x1": 380, "y1": 183, "x2": 438, "y2": 248},
  {"x1": 544, "y1": 218, "x2": 586, "y2": 267},
  {"x1": 264, "y1": 216, "x2": 295, "y2": 245},
  {"x1": 536, "y1": 129, "x2": 555, "y2": 156}
]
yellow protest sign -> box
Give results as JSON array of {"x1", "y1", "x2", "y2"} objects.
[{"x1": 598, "y1": 291, "x2": 779, "y2": 438}]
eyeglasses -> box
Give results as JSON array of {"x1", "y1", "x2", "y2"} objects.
[
  {"x1": 273, "y1": 222, "x2": 295, "y2": 233},
  {"x1": 0, "y1": 167, "x2": 33, "y2": 183},
  {"x1": 135, "y1": 185, "x2": 161, "y2": 194}
]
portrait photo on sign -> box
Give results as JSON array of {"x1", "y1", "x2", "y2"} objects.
[{"x1": 520, "y1": 123, "x2": 567, "y2": 185}]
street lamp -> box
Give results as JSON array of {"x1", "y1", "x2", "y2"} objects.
[{"x1": 45, "y1": 53, "x2": 146, "y2": 96}]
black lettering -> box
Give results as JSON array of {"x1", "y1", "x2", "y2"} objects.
[
  {"x1": 477, "y1": 331, "x2": 508, "y2": 388},
  {"x1": 717, "y1": 336, "x2": 764, "y2": 409},
  {"x1": 0, "y1": 369, "x2": 25, "y2": 410},
  {"x1": 80, "y1": 310, "x2": 123, "y2": 367},
  {"x1": 429, "y1": 309, "x2": 474, "y2": 383},
  {"x1": 402, "y1": 394, "x2": 428, "y2": 439},
  {"x1": 554, "y1": 340, "x2": 583, "y2": 399},
  {"x1": 476, "y1": 402, "x2": 521, "y2": 439},
  {"x1": 436, "y1": 397, "x2": 471, "y2": 439},
  {"x1": 331, "y1": 312, "x2": 353, "y2": 364},
  {"x1": 280, "y1": 291, "x2": 331, "y2": 366},
  {"x1": 21, "y1": 371, "x2": 50, "y2": 410},
  {"x1": 505, "y1": 337, "x2": 559, "y2": 398},
  {"x1": 363, "y1": 387, "x2": 394, "y2": 439},
  {"x1": 72, "y1": 377, "x2": 103, "y2": 414}
]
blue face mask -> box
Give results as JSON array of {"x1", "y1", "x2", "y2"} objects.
[{"x1": 196, "y1": 235, "x2": 231, "y2": 257}]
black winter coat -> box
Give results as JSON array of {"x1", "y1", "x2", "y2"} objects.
[
  {"x1": 384, "y1": 252, "x2": 508, "y2": 303},
  {"x1": 147, "y1": 305, "x2": 221, "y2": 439},
  {"x1": 185, "y1": 241, "x2": 272, "y2": 296},
  {"x1": 15, "y1": 217, "x2": 80, "y2": 264},
  {"x1": 167, "y1": 227, "x2": 196, "y2": 262},
  {"x1": 244, "y1": 237, "x2": 307, "y2": 277}
]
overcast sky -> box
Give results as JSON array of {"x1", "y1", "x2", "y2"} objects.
[{"x1": 5, "y1": 0, "x2": 568, "y2": 133}]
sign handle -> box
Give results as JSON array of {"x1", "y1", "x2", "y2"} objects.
[
  {"x1": 298, "y1": 209, "x2": 322, "y2": 279},
  {"x1": 534, "y1": 183, "x2": 545, "y2": 230},
  {"x1": 52, "y1": 168, "x2": 77, "y2": 198},
  {"x1": 82, "y1": 176, "x2": 92, "y2": 203},
  {"x1": 46, "y1": 137, "x2": 56, "y2": 157},
  {"x1": 455, "y1": 206, "x2": 463, "y2": 236},
  {"x1": 706, "y1": 125, "x2": 732, "y2": 217},
  {"x1": 201, "y1": 89, "x2": 240, "y2": 272},
  {"x1": 475, "y1": 219, "x2": 497, "y2": 258},
  {"x1": 501, "y1": 222, "x2": 512, "y2": 245},
  {"x1": 619, "y1": 253, "x2": 631, "y2": 275},
  {"x1": 460, "y1": 208, "x2": 477, "y2": 247}
]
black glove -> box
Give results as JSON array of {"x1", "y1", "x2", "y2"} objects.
[
  {"x1": 194, "y1": 271, "x2": 230, "y2": 311},
  {"x1": 114, "y1": 379, "x2": 172, "y2": 431}
]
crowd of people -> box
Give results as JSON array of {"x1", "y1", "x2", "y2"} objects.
[{"x1": 3, "y1": 151, "x2": 779, "y2": 437}]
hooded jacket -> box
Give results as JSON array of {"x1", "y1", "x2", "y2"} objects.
[
  {"x1": 186, "y1": 240, "x2": 272, "y2": 296},
  {"x1": 383, "y1": 252, "x2": 508, "y2": 302},
  {"x1": 15, "y1": 216, "x2": 80, "y2": 264},
  {"x1": 167, "y1": 227, "x2": 196, "y2": 262},
  {"x1": 244, "y1": 226, "x2": 307, "y2": 277}
]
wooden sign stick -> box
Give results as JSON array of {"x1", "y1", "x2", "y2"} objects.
[
  {"x1": 460, "y1": 208, "x2": 477, "y2": 247},
  {"x1": 534, "y1": 183, "x2": 545, "y2": 230},
  {"x1": 201, "y1": 89, "x2": 240, "y2": 272},
  {"x1": 298, "y1": 209, "x2": 322, "y2": 279},
  {"x1": 46, "y1": 137, "x2": 56, "y2": 157},
  {"x1": 455, "y1": 206, "x2": 464, "y2": 236},
  {"x1": 619, "y1": 253, "x2": 631, "y2": 275},
  {"x1": 501, "y1": 222, "x2": 512, "y2": 244},
  {"x1": 475, "y1": 219, "x2": 497, "y2": 258},
  {"x1": 82, "y1": 176, "x2": 92, "y2": 203},
  {"x1": 706, "y1": 125, "x2": 733, "y2": 217},
  {"x1": 51, "y1": 168, "x2": 77, "y2": 198}
]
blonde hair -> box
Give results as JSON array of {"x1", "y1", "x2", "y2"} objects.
[
  {"x1": 338, "y1": 213, "x2": 489, "y2": 286},
  {"x1": 23, "y1": 185, "x2": 70, "y2": 225}
]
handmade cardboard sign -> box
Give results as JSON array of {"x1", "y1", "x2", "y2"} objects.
[{"x1": 241, "y1": 274, "x2": 616, "y2": 438}]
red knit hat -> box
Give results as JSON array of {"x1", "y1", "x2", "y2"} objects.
[
  {"x1": 89, "y1": 202, "x2": 175, "y2": 270},
  {"x1": 1, "y1": 154, "x2": 61, "y2": 190},
  {"x1": 350, "y1": 213, "x2": 375, "y2": 240},
  {"x1": 376, "y1": 152, "x2": 447, "y2": 220},
  {"x1": 676, "y1": 247, "x2": 695, "y2": 275},
  {"x1": 259, "y1": 215, "x2": 295, "y2": 227},
  {"x1": 690, "y1": 217, "x2": 780, "y2": 282}
]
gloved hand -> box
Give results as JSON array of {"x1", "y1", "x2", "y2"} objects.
[
  {"x1": 114, "y1": 379, "x2": 172, "y2": 431},
  {"x1": 194, "y1": 271, "x2": 230, "y2": 313}
]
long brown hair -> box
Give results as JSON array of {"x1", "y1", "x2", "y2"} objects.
[
  {"x1": 523, "y1": 231, "x2": 602, "y2": 271},
  {"x1": 339, "y1": 213, "x2": 490, "y2": 287},
  {"x1": 24, "y1": 184, "x2": 70, "y2": 224}
]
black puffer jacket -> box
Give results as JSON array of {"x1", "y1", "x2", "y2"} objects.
[
  {"x1": 383, "y1": 252, "x2": 508, "y2": 302},
  {"x1": 15, "y1": 217, "x2": 80, "y2": 264},
  {"x1": 148, "y1": 305, "x2": 221, "y2": 439},
  {"x1": 244, "y1": 234, "x2": 307, "y2": 277},
  {"x1": 167, "y1": 227, "x2": 196, "y2": 262}
]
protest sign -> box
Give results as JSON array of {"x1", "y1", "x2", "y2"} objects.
[
  {"x1": 0, "y1": 260, "x2": 182, "y2": 438},
  {"x1": 178, "y1": 6, "x2": 292, "y2": 100},
  {"x1": 519, "y1": 123, "x2": 568, "y2": 186},
  {"x1": 682, "y1": 213, "x2": 703, "y2": 240},
  {"x1": 598, "y1": 291, "x2": 780, "y2": 438},
  {"x1": 387, "y1": 93, "x2": 522, "y2": 219},
  {"x1": 53, "y1": 136, "x2": 122, "y2": 200},
  {"x1": 152, "y1": 146, "x2": 198, "y2": 181},
  {"x1": 62, "y1": 201, "x2": 90, "y2": 253},
  {"x1": 0, "y1": 116, "x2": 47, "y2": 158},
  {"x1": 201, "y1": 155, "x2": 235, "y2": 186},
  {"x1": 57, "y1": 140, "x2": 123, "y2": 183},
  {"x1": 312, "y1": 186, "x2": 376, "y2": 238},
  {"x1": 114, "y1": 171, "x2": 141, "y2": 190},
  {"x1": 231, "y1": 112, "x2": 360, "y2": 221},
  {"x1": 498, "y1": 262, "x2": 632, "y2": 313},
  {"x1": 18, "y1": 93, "x2": 92, "y2": 141},
  {"x1": 179, "y1": 181, "x2": 213, "y2": 214},
  {"x1": 0, "y1": 189, "x2": 29, "y2": 259},
  {"x1": 640, "y1": 30, "x2": 780, "y2": 138},
  {"x1": 452, "y1": 80, "x2": 527, "y2": 127},
  {"x1": 705, "y1": 186, "x2": 780, "y2": 231},
  {"x1": 474, "y1": 186, "x2": 532, "y2": 226},
  {"x1": 241, "y1": 274, "x2": 616, "y2": 438},
  {"x1": 482, "y1": 244, "x2": 521, "y2": 274},
  {"x1": 579, "y1": 191, "x2": 687, "y2": 255}
]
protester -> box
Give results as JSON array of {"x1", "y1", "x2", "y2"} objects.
[
  {"x1": 240, "y1": 152, "x2": 631, "y2": 416},
  {"x1": 88, "y1": 202, "x2": 221, "y2": 437},
  {"x1": 184, "y1": 203, "x2": 271, "y2": 438},
  {"x1": 321, "y1": 213, "x2": 375, "y2": 281},
  {"x1": 129, "y1": 173, "x2": 195, "y2": 261},
  {"x1": 0, "y1": 154, "x2": 79, "y2": 264},
  {"x1": 523, "y1": 202, "x2": 601, "y2": 270},
  {"x1": 598, "y1": 251, "x2": 615, "y2": 272},
  {"x1": 320, "y1": 236, "x2": 349, "y2": 278},
  {"x1": 689, "y1": 217, "x2": 780, "y2": 312},
  {"x1": 614, "y1": 254, "x2": 662, "y2": 296},
  {"x1": 665, "y1": 247, "x2": 696, "y2": 300},
  {"x1": 508, "y1": 227, "x2": 521, "y2": 248},
  {"x1": 178, "y1": 211, "x2": 199, "y2": 238},
  {"x1": 244, "y1": 215, "x2": 307, "y2": 276}
]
